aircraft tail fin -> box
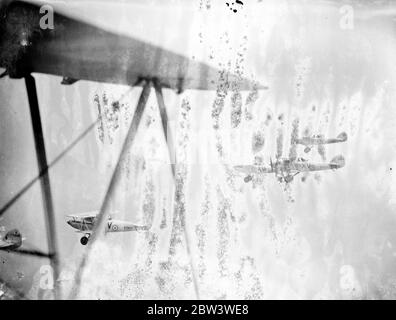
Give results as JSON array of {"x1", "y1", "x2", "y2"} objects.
[
  {"x1": 330, "y1": 155, "x2": 345, "y2": 168},
  {"x1": 337, "y1": 132, "x2": 348, "y2": 141}
]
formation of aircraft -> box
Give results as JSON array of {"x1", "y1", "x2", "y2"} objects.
[
  {"x1": 235, "y1": 126, "x2": 348, "y2": 185},
  {"x1": 0, "y1": 226, "x2": 23, "y2": 251},
  {"x1": 293, "y1": 132, "x2": 348, "y2": 153},
  {"x1": 235, "y1": 155, "x2": 345, "y2": 184},
  {"x1": 66, "y1": 211, "x2": 150, "y2": 245}
]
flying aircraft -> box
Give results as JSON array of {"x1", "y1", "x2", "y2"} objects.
[
  {"x1": 0, "y1": 227, "x2": 23, "y2": 251},
  {"x1": 66, "y1": 211, "x2": 150, "y2": 245},
  {"x1": 0, "y1": 221, "x2": 53, "y2": 257},
  {"x1": 293, "y1": 132, "x2": 348, "y2": 153},
  {"x1": 235, "y1": 155, "x2": 345, "y2": 184}
]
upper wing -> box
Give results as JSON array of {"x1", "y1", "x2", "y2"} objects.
[
  {"x1": 0, "y1": 1, "x2": 266, "y2": 91},
  {"x1": 66, "y1": 211, "x2": 99, "y2": 219}
]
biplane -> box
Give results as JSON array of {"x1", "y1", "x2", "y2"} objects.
[
  {"x1": 293, "y1": 132, "x2": 348, "y2": 153},
  {"x1": 66, "y1": 211, "x2": 150, "y2": 245},
  {"x1": 235, "y1": 155, "x2": 345, "y2": 184}
]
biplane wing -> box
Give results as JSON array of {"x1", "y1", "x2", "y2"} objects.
[
  {"x1": 0, "y1": 0, "x2": 266, "y2": 91},
  {"x1": 66, "y1": 211, "x2": 99, "y2": 219}
]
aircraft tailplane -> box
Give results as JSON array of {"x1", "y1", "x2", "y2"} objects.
[
  {"x1": 330, "y1": 155, "x2": 345, "y2": 168},
  {"x1": 337, "y1": 132, "x2": 348, "y2": 141}
]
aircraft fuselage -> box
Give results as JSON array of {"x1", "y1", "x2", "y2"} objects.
[{"x1": 66, "y1": 215, "x2": 149, "y2": 245}]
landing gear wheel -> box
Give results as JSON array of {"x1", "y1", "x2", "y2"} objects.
[{"x1": 80, "y1": 236, "x2": 89, "y2": 245}]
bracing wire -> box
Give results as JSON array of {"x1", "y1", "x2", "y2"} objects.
[
  {"x1": 69, "y1": 82, "x2": 151, "y2": 299},
  {"x1": 0, "y1": 83, "x2": 133, "y2": 299}
]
